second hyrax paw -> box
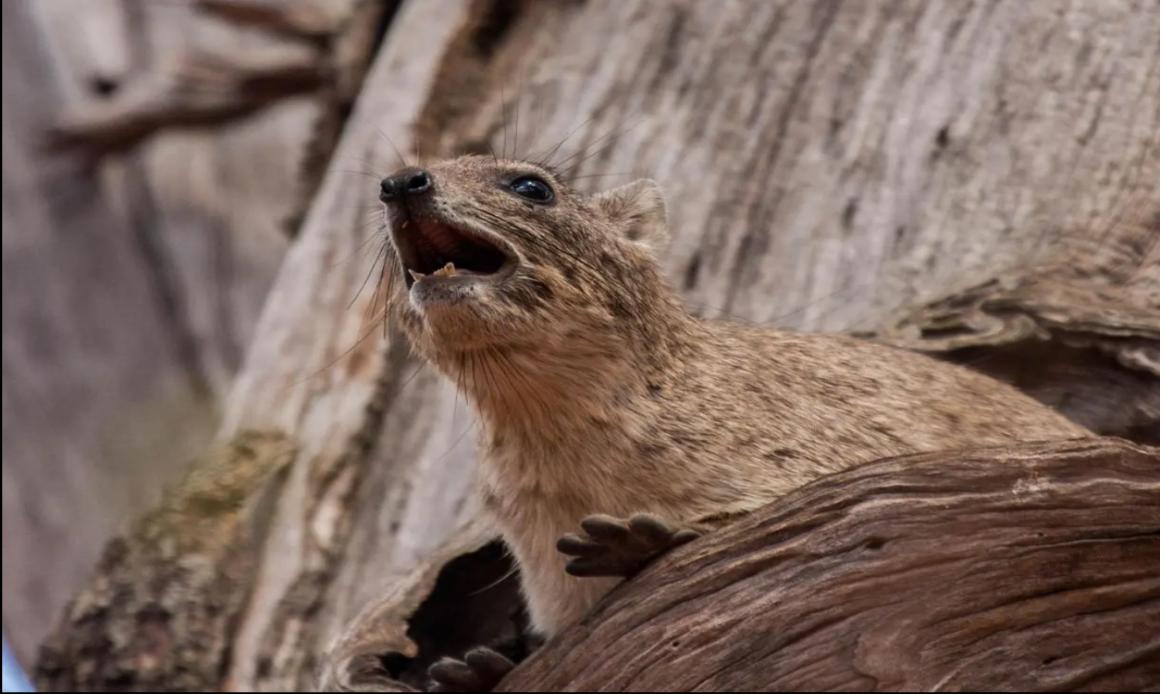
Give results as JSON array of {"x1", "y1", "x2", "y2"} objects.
[
  {"x1": 556, "y1": 513, "x2": 701, "y2": 578},
  {"x1": 427, "y1": 646, "x2": 515, "y2": 692}
]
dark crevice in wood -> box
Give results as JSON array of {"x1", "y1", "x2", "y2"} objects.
[
  {"x1": 865, "y1": 203, "x2": 1160, "y2": 443},
  {"x1": 380, "y1": 541, "x2": 527, "y2": 690},
  {"x1": 284, "y1": 0, "x2": 403, "y2": 236},
  {"x1": 88, "y1": 75, "x2": 121, "y2": 98},
  {"x1": 410, "y1": 0, "x2": 535, "y2": 160},
  {"x1": 251, "y1": 331, "x2": 415, "y2": 689},
  {"x1": 683, "y1": 253, "x2": 702, "y2": 290},
  {"x1": 934, "y1": 124, "x2": 951, "y2": 149},
  {"x1": 470, "y1": 0, "x2": 522, "y2": 59},
  {"x1": 943, "y1": 341, "x2": 1158, "y2": 443}
]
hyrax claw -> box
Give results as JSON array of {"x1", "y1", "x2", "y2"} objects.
[{"x1": 558, "y1": 512, "x2": 702, "y2": 578}]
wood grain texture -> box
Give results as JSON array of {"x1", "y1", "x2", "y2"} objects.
[
  {"x1": 35, "y1": 433, "x2": 295, "y2": 692},
  {"x1": 22, "y1": 0, "x2": 1160, "y2": 688},
  {"x1": 216, "y1": 1, "x2": 479, "y2": 688},
  {"x1": 499, "y1": 438, "x2": 1160, "y2": 692},
  {"x1": 867, "y1": 203, "x2": 1160, "y2": 440},
  {"x1": 224, "y1": 0, "x2": 1158, "y2": 687},
  {"x1": 440, "y1": 0, "x2": 1159, "y2": 332}
]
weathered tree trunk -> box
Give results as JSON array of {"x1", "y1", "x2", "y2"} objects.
[
  {"x1": 3, "y1": 0, "x2": 385, "y2": 664},
  {"x1": 866, "y1": 203, "x2": 1160, "y2": 441},
  {"x1": 22, "y1": 0, "x2": 1160, "y2": 691}
]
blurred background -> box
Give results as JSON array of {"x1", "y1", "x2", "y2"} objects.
[
  {"x1": 3, "y1": 0, "x2": 1157, "y2": 690},
  {"x1": 3, "y1": 0, "x2": 354, "y2": 671}
]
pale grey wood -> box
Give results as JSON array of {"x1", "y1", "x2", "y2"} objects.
[
  {"x1": 1, "y1": 0, "x2": 215, "y2": 665},
  {"x1": 218, "y1": 0, "x2": 477, "y2": 688},
  {"x1": 2, "y1": 0, "x2": 327, "y2": 665},
  {"x1": 476, "y1": 0, "x2": 1159, "y2": 333}
]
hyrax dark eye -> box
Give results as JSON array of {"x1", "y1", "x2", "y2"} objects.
[{"x1": 508, "y1": 176, "x2": 554, "y2": 203}]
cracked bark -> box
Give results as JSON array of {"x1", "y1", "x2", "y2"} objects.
[
  {"x1": 23, "y1": 0, "x2": 1160, "y2": 690},
  {"x1": 495, "y1": 438, "x2": 1160, "y2": 692}
]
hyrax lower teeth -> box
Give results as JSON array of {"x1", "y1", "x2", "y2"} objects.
[{"x1": 433, "y1": 262, "x2": 458, "y2": 277}]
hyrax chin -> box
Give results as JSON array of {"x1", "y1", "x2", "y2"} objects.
[{"x1": 378, "y1": 155, "x2": 1089, "y2": 688}]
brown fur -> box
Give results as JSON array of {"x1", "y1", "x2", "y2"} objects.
[{"x1": 381, "y1": 155, "x2": 1090, "y2": 637}]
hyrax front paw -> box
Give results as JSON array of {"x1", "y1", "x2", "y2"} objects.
[
  {"x1": 556, "y1": 513, "x2": 701, "y2": 578},
  {"x1": 427, "y1": 646, "x2": 514, "y2": 693}
]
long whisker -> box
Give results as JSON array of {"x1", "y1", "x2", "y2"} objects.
[
  {"x1": 349, "y1": 240, "x2": 388, "y2": 309},
  {"x1": 290, "y1": 305, "x2": 389, "y2": 387},
  {"x1": 533, "y1": 114, "x2": 597, "y2": 169},
  {"x1": 469, "y1": 557, "x2": 521, "y2": 596},
  {"x1": 512, "y1": 75, "x2": 521, "y2": 161},
  {"x1": 376, "y1": 127, "x2": 409, "y2": 169},
  {"x1": 327, "y1": 222, "x2": 386, "y2": 269},
  {"x1": 555, "y1": 117, "x2": 644, "y2": 176},
  {"x1": 500, "y1": 82, "x2": 509, "y2": 160},
  {"x1": 340, "y1": 169, "x2": 385, "y2": 180}
]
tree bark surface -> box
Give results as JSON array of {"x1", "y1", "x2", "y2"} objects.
[
  {"x1": 497, "y1": 438, "x2": 1160, "y2": 692},
  {"x1": 3, "y1": 0, "x2": 381, "y2": 663},
  {"x1": 24, "y1": 0, "x2": 1160, "y2": 690}
]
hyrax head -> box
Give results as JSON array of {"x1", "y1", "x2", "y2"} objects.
[{"x1": 378, "y1": 155, "x2": 670, "y2": 361}]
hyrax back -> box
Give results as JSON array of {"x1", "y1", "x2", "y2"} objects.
[{"x1": 378, "y1": 155, "x2": 1089, "y2": 636}]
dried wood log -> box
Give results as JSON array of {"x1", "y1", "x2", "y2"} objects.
[
  {"x1": 322, "y1": 438, "x2": 1160, "y2": 692},
  {"x1": 497, "y1": 437, "x2": 1160, "y2": 692},
  {"x1": 40, "y1": 0, "x2": 391, "y2": 231}
]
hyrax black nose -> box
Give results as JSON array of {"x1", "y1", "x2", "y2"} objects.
[{"x1": 380, "y1": 168, "x2": 432, "y2": 202}]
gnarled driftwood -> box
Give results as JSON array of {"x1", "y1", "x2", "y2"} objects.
[{"x1": 322, "y1": 437, "x2": 1160, "y2": 692}]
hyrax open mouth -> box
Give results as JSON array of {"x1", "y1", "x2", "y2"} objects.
[{"x1": 391, "y1": 216, "x2": 511, "y2": 289}]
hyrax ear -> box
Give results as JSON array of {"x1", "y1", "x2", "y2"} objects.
[{"x1": 593, "y1": 179, "x2": 669, "y2": 251}]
